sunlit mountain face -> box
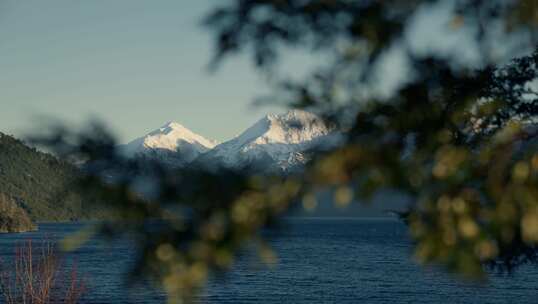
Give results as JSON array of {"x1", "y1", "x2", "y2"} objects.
[{"x1": 121, "y1": 110, "x2": 343, "y2": 172}]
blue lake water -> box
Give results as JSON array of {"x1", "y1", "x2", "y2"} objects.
[{"x1": 0, "y1": 218, "x2": 536, "y2": 303}]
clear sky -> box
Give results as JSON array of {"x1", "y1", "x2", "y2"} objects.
[
  {"x1": 1, "y1": 0, "x2": 530, "y2": 143},
  {"x1": 0, "y1": 0, "x2": 291, "y2": 143}
]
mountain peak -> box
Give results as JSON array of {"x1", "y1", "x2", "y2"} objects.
[
  {"x1": 161, "y1": 121, "x2": 186, "y2": 130},
  {"x1": 246, "y1": 109, "x2": 331, "y2": 145},
  {"x1": 152, "y1": 121, "x2": 194, "y2": 137},
  {"x1": 200, "y1": 109, "x2": 337, "y2": 172},
  {"x1": 265, "y1": 109, "x2": 319, "y2": 121},
  {"x1": 121, "y1": 121, "x2": 217, "y2": 166}
]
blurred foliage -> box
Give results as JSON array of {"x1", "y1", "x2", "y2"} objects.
[{"x1": 29, "y1": 0, "x2": 538, "y2": 303}]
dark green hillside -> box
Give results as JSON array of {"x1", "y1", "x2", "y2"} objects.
[
  {"x1": 0, "y1": 193, "x2": 36, "y2": 232},
  {"x1": 0, "y1": 132, "x2": 106, "y2": 221}
]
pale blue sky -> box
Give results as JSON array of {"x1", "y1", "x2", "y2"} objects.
[
  {"x1": 0, "y1": 0, "x2": 293, "y2": 143},
  {"x1": 1, "y1": 0, "x2": 531, "y2": 143}
]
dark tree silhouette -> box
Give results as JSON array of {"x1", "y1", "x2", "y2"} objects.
[{"x1": 481, "y1": 50, "x2": 538, "y2": 130}]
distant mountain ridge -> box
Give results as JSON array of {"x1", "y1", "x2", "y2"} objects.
[{"x1": 123, "y1": 110, "x2": 342, "y2": 172}]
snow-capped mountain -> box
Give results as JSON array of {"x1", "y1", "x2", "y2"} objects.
[
  {"x1": 122, "y1": 110, "x2": 341, "y2": 172},
  {"x1": 197, "y1": 110, "x2": 340, "y2": 172},
  {"x1": 120, "y1": 121, "x2": 217, "y2": 167}
]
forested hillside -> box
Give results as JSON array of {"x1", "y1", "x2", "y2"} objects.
[
  {"x1": 0, "y1": 193, "x2": 36, "y2": 232},
  {"x1": 0, "y1": 132, "x2": 106, "y2": 221}
]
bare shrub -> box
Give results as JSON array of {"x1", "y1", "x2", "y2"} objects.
[{"x1": 0, "y1": 240, "x2": 86, "y2": 304}]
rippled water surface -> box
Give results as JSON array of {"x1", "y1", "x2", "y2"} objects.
[{"x1": 0, "y1": 219, "x2": 536, "y2": 303}]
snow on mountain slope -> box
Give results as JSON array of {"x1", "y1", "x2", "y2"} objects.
[
  {"x1": 198, "y1": 110, "x2": 340, "y2": 171},
  {"x1": 121, "y1": 122, "x2": 217, "y2": 166}
]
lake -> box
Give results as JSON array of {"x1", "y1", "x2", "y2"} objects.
[{"x1": 0, "y1": 218, "x2": 536, "y2": 303}]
